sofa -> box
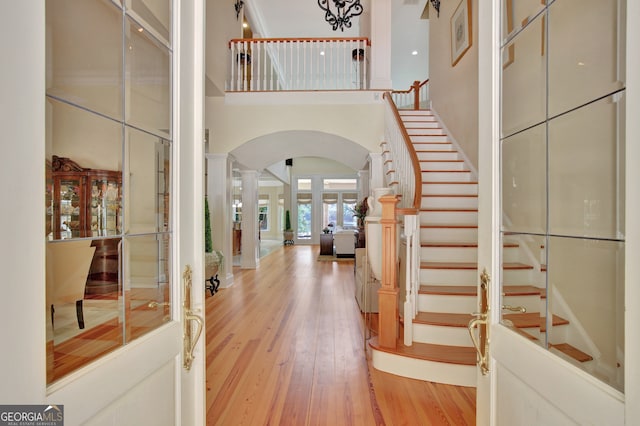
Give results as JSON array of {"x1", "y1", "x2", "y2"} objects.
[
  {"x1": 354, "y1": 248, "x2": 380, "y2": 312},
  {"x1": 333, "y1": 228, "x2": 356, "y2": 258}
]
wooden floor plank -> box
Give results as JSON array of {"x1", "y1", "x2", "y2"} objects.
[{"x1": 205, "y1": 244, "x2": 476, "y2": 425}]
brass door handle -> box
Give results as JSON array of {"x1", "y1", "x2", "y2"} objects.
[
  {"x1": 502, "y1": 304, "x2": 526, "y2": 313},
  {"x1": 182, "y1": 265, "x2": 204, "y2": 371},
  {"x1": 468, "y1": 268, "x2": 491, "y2": 375},
  {"x1": 468, "y1": 313, "x2": 489, "y2": 375}
]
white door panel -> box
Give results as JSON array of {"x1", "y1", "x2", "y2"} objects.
[{"x1": 0, "y1": 2, "x2": 205, "y2": 424}]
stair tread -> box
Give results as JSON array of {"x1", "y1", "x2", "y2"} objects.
[
  {"x1": 420, "y1": 262, "x2": 477, "y2": 270},
  {"x1": 419, "y1": 284, "x2": 542, "y2": 296},
  {"x1": 421, "y1": 241, "x2": 518, "y2": 248},
  {"x1": 420, "y1": 262, "x2": 533, "y2": 270},
  {"x1": 420, "y1": 208, "x2": 478, "y2": 212},
  {"x1": 550, "y1": 343, "x2": 594, "y2": 362},
  {"x1": 421, "y1": 224, "x2": 478, "y2": 228},
  {"x1": 423, "y1": 194, "x2": 477, "y2": 198},
  {"x1": 369, "y1": 336, "x2": 476, "y2": 366},
  {"x1": 423, "y1": 181, "x2": 478, "y2": 184},
  {"x1": 414, "y1": 311, "x2": 568, "y2": 330},
  {"x1": 422, "y1": 170, "x2": 471, "y2": 173},
  {"x1": 503, "y1": 313, "x2": 569, "y2": 329},
  {"x1": 415, "y1": 311, "x2": 474, "y2": 327},
  {"x1": 421, "y1": 241, "x2": 478, "y2": 247}
]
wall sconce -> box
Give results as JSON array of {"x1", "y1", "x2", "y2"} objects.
[
  {"x1": 317, "y1": 0, "x2": 364, "y2": 32},
  {"x1": 235, "y1": 0, "x2": 244, "y2": 20},
  {"x1": 430, "y1": 0, "x2": 440, "y2": 18}
]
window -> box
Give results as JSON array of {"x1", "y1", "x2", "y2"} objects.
[
  {"x1": 297, "y1": 193, "x2": 312, "y2": 238},
  {"x1": 323, "y1": 178, "x2": 357, "y2": 190},
  {"x1": 322, "y1": 193, "x2": 338, "y2": 230}
]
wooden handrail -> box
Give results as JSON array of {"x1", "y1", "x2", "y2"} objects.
[
  {"x1": 391, "y1": 79, "x2": 429, "y2": 110},
  {"x1": 382, "y1": 92, "x2": 423, "y2": 210},
  {"x1": 229, "y1": 37, "x2": 371, "y2": 48}
]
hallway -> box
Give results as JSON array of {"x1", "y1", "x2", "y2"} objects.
[{"x1": 205, "y1": 244, "x2": 476, "y2": 425}]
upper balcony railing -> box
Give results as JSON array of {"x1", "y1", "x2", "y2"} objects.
[{"x1": 227, "y1": 37, "x2": 370, "y2": 92}]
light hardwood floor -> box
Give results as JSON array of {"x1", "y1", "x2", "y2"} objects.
[{"x1": 206, "y1": 244, "x2": 476, "y2": 425}]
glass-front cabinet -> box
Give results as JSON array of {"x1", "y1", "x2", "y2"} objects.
[{"x1": 48, "y1": 156, "x2": 122, "y2": 240}]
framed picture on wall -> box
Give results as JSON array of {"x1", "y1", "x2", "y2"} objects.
[{"x1": 451, "y1": 0, "x2": 472, "y2": 66}]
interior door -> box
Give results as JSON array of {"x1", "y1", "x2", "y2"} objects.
[{"x1": 0, "y1": 2, "x2": 206, "y2": 425}]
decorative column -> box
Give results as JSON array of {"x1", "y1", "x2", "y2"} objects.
[
  {"x1": 368, "y1": 152, "x2": 384, "y2": 193},
  {"x1": 240, "y1": 170, "x2": 260, "y2": 269},
  {"x1": 367, "y1": 0, "x2": 392, "y2": 89},
  {"x1": 378, "y1": 194, "x2": 399, "y2": 348},
  {"x1": 358, "y1": 169, "x2": 370, "y2": 202},
  {"x1": 206, "y1": 153, "x2": 234, "y2": 287}
]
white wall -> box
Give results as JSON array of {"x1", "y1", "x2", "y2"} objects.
[
  {"x1": 206, "y1": 93, "x2": 385, "y2": 157},
  {"x1": 428, "y1": 0, "x2": 479, "y2": 170}
]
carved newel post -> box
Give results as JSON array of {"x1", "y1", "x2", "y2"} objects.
[{"x1": 378, "y1": 194, "x2": 399, "y2": 349}]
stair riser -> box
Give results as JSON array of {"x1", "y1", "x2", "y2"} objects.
[
  {"x1": 503, "y1": 268, "x2": 535, "y2": 283},
  {"x1": 417, "y1": 151, "x2": 459, "y2": 161},
  {"x1": 509, "y1": 325, "x2": 542, "y2": 340},
  {"x1": 423, "y1": 183, "x2": 478, "y2": 195},
  {"x1": 414, "y1": 142, "x2": 454, "y2": 150},
  {"x1": 502, "y1": 247, "x2": 521, "y2": 263},
  {"x1": 420, "y1": 268, "x2": 477, "y2": 285},
  {"x1": 420, "y1": 227, "x2": 478, "y2": 242},
  {"x1": 421, "y1": 161, "x2": 465, "y2": 171},
  {"x1": 410, "y1": 136, "x2": 451, "y2": 144},
  {"x1": 422, "y1": 171, "x2": 473, "y2": 182},
  {"x1": 422, "y1": 196, "x2": 478, "y2": 209},
  {"x1": 404, "y1": 122, "x2": 443, "y2": 130},
  {"x1": 421, "y1": 247, "x2": 477, "y2": 263},
  {"x1": 420, "y1": 211, "x2": 478, "y2": 225},
  {"x1": 418, "y1": 294, "x2": 477, "y2": 313},
  {"x1": 412, "y1": 324, "x2": 473, "y2": 347},
  {"x1": 402, "y1": 113, "x2": 437, "y2": 118},
  {"x1": 549, "y1": 325, "x2": 569, "y2": 343},
  {"x1": 371, "y1": 349, "x2": 477, "y2": 387}
]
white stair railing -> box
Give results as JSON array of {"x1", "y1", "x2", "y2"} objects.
[
  {"x1": 382, "y1": 92, "x2": 424, "y2": 346},
  {"x1": 228, "y1": 37, "x2": 370, "y2": 91}
]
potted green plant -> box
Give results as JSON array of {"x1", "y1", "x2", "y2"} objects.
[
  {"x1": 283, "y1": 210, "x2": 294, "y2": 245},
  {"x1": 351, "y1": 197, "x2": 368, "y2": 229}
]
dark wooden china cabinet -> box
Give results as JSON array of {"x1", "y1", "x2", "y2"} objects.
[{"x1": 47, "y1": 155, "x2": 123, "y2": 294}]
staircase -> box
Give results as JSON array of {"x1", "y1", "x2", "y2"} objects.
[{"x1": 370, "y1": 109, "x2": 593, "y2": 387}]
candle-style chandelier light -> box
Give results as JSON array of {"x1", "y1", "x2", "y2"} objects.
[{"x1": 317, "y1": 0, "x2": 364, "y2": 32}]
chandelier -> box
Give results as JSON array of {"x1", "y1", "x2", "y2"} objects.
[{"x1": 317, "y1": 0, "x2": 364, "y2": 32}]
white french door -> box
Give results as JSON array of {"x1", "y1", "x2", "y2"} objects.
[
  {"x1": 476, "y1": 1, "x2": 630, "y2": 425},
  {"x1": 0, "y1": 1, "x2": 205, "y2": 425}
]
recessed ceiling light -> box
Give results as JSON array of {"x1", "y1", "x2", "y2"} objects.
[
  {"x1": 137, "y1": 27, "x2": 144, "y2": 32},
  {"x1": 412, "y1": 50, "x2": 418, "y2": 56},
  {"x1": 243, "y1": 22, "x2": 248, "y2": 28},
  {"x1": 320, "y1": 51, "x2": 325, "y2": 56}
]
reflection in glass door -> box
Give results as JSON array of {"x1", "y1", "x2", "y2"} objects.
[{"x1": 499, "y1": 1, "x2": 625, "y2": 391}]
